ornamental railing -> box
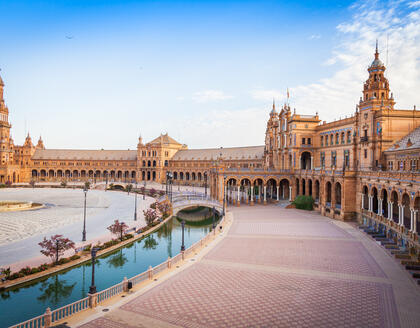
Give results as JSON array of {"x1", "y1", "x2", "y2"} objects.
[{"x1": 10, "y1": 212, "x2": 227, "y2": 328}]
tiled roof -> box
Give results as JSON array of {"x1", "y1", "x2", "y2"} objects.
[
  {"x1": 32, "y1": 149, "x2": 137, "y2": 161},
  {"x1": 386, "y1": 125, "x2": 420, "y2": 152},
  {"x1": 148, "y1": 133, "x2": 181, "y2": 145},
  {"x1": 172, "y1": 146, "x2": 265, "y2": 161}
]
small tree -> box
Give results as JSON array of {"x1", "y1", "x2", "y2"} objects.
[
  {"x1": 29, "y1": 180, "x2": 36, "y2": 189},
  {"x1": 149, "y1": 188, "x2": 157, "y2": 198},
  {"x1": 159, "y1": 190, "x2": 165, "y2": 196},
  {"x1": 125, "y1": 184, "x2": 133, "y2": 195},
  {"x1": 39, "y1": 235, "x2": 75, "y2": 264},
  {"x1": 84, "y1": 181, "x2": 90, "y2": 190},
  {"x1": 61, "y1": 180, "x2": 67, "y2": 188},
  {"x1": 143, "y1": 208, "x2": 158, "y2": 226},
  {"x1": 107, "y1": 220, "x2": 129, "y2": 241},
  {"x1": 0, "y1": 267, "x2": 11, "y2": 279},
  {"x1": 158, "y1": 202, "x2": 171, "y2": 217}
]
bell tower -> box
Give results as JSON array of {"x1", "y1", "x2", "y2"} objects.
[
  {"x1": 359, "y1": 41, "x2": 395, "y2": 111},
  {"x1": 0, "y1": 74, "x2": 13, "y2": 167}
]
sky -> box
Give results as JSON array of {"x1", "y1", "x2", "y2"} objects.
[{"x1": 0, "y1": 0, "x2": 420, "y2": 150}]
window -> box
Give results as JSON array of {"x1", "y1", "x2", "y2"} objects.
[
  {"x1": 330, "y1": 134, "x2": 333, "y2": 145},
  {"x1": 321, "y1": 136, "x2": 324, "y2": 146},
  {"x1": 302, "y1": 138, "x2": 306, "y2": 145},
  {"x1": 335, "y1": 133, "x2": 339, "y2": 145},
  {"x1": 347, "y1": 131, "x2": 351, "y2": 143},
  {"x1": 307, "y1": 138, "x2": 311, "y2": 145},
  {"x1": 344, "y1": 150, "x2": 350, "y2": 167},
  {"x1": 411, "y1": 160, "x2": 416, "y2": 171},
  {"x1": 388, "y1": 161, "x2": 393, "y2": 170},
  {"x1": 364, "y1": 149, "x2": 367, "y2": 158},
  {"x1": 341, "y1": 132, "x2": 345, "y2": 144},
  {"x1": 325, "y1": 136, "x2": 328, "y2": 146},
  {"x1": 321, "y1": 152, "x2": 325, "y2": 168},
  {"x1": 331, "y1": 151, "x2": 337, "y2": 167}
]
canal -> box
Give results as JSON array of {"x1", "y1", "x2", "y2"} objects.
[{"x1": 1, "y1": 215, "x2": 214, "y2": 327}]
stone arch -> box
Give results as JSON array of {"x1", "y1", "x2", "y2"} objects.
[
  {"x1": 302, "y1": 178, "x2": 306, "y2": 196},
  {"x1": 391, "y1": 190, "x2": 399, "y2": 222},
  {"x1": 326, "y1": 181, "x2": 332, "y2": 205},
  {"x1": 186, "y1": 172, "x2": 190, "y2": 181},
  {"x1": 308, "y1": 179, "x2": 313, "y2": 196},
  {"x1": 279, "y1": 178, "x2": 290, "y2": 200},
  {"x1": 296, "y1": 178, "x2": 300, "y2": 196},
  {"x1": 173, "y1": 172, "x2": 178, "y2": 180},
  {"x1": 148, "y1": 160, "x2": 151, "y2": 167},
  {"x1": 40, "y1": 169, "x2": 47, "y2": 178},
  {"x1": 372, "y1": 187, "x2": 378, "y2": 214},
  {"x1": 314, "y1": 180, "x2": 320, "y2": 202},
  {"x1": 131, "y1": 171, "x2": 136, "y2": 179},
  {"x1": 57, "y1": 170, "x2": 63, "y2": 178},
  {"x1": 95, "y1": 170, "x2": 101, "y2": 179},
  {"x1": 110, "y1": 170, "x2": 116, "y2": 179},
  {"x1": 402, "y1": 193, "x2": 411, "y2": 229},
  {"x1": 147, "y1": 171, "x2": 151, "y2": 180},
  {"x1": 192, "y1": 172, "x2": 196, "y2": 181},
  {"x1": 48, "y1": 169, "x2": 55, "y2": 179},
  {"x1": 142, "y1": 171, "x2": 145, "y2": 180},
  {"x1": 73, "y1": 170, "x2": 79, "y2": 179},
  {"x1": 267, "y1": 178, "x2": 277, "y2": 200},
  {"x1": 362, "y1": 185, "x2": 369, "y2": 210},
  {"x1": 117, "y1": 171, "x2": 122, "y2": 180},
  {"x1": 198, "y1": 172, "x2": 202, "y2": 181},
  {"x1": 153, "y1": 160, "x2": 156, "y2": 167},
  {"x1": 152, "y1": 171, "x2": 156, "y2": 181},
  {"x1": 240, "y1": 178, "x2": 252, "y2": 204},
  {"x1": 81, "y1": 170, "x2": 86, "y2": 178},
  {"x1": 300, "y1": 151, "x2": 312, "y2": 170},
  {"x1": 88, "y1": 170, "x2": 94, "y2": 178},
  {"x1": 414, "y1": 197, "x2": 420, "y2": 234},
  {"x1": 253, "y1": 178, "x2": 264, "y2": 203},
  {"x1": 335, "y1": 182, "x2": 342, "y2": 208},
  {"x1": 381, "y1": 189, "x2": 388, "y2": 217},
  {"x1": 180, "y1": 172, "x2": 184, "y2": 180}
]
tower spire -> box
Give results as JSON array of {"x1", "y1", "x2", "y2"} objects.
[{"x1": 375, "y1": 39, "x2": 379, "y2": 59}]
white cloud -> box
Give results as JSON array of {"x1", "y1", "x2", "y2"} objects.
[
  {"x1": 192, "y1": 90, "x2": 233, "y2": 103},
  {"x1": 308, "y1": 34, "x2": 321, "y2": 40},
  {"x1": 290, "y1": 0, "x2": 420, "y2": 119}
]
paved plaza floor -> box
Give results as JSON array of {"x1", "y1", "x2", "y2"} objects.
[{"x1": 76, "y1": 205, "x2": 420, "y2": 328}]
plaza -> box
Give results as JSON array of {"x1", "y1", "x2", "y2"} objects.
[
  {"x1": 0, "y1": 187, "x2": 153, "y2": 268},
  {"x1": 66, "y1": 205, "x2": 420, "y2": 328}
]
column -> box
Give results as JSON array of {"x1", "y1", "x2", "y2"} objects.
[
  {"x1": 414, "y1": 210, "x2": 418, "y2": 234},
  {"x1": 237, "y1": 185, "x2": 240, "y2": 206},
  {"x1": 289, "y1": 186, "x2": 292, "y2": 201},
  {"x1": 263, "y1": 185, "x2": 267, "y2": 204},
  {"x1": 282, "y1": 186, "x2": 285, "y2": 199},
  {"x1": 310, "y1": 156, "x2": 313, "y2": 170},
  {"x1": 250, "y1": 185, "x2": 254, "y2": 205},
  {"x1": 410, "y1": 208, "x2": 414, "y2": 232},
  {"x1": 378, "y1": 198, "x2": 382, "y2": 216},
  {"x1": 399, "y1": 205, "x2": 403, "y2": 226},
  {"x1": 361, "y1": 194, "x2": 365, "y2": 211},
  {"x1": 276, "y1": 186, "x2": 279, "y2": 201}
]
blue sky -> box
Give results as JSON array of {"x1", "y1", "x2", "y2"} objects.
[{"x1": 1, "y1": 0, "x2": 419, "y2": 149}]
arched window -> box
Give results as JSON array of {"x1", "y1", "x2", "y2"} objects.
[
  {"x1": 335, "y1": 133, "x2": 339, "y2": 145},
  {"x1": 341, "y1": 132, "x2": 345, "y2": 144}
]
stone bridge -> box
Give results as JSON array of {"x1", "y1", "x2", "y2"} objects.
[{"x1": 162, "y1": 193, "x2": 223, "y2": 216}]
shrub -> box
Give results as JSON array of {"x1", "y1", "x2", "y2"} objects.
[
  {"x1": 292, "y1": 195, "x2": 314, "y2": 211},
  {"x1": 19, "y1": 266, "x2": 32, "y2": 276},
  {"x1": 70, "y1": 255, "x2": 81, "y2": 261},
  {"x1": 31, "y1": 267, "x2": 40, "y2": 274}
]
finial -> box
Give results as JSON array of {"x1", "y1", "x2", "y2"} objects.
[
  {"x1": 375, "y1": 39, "x2": 379, "y2": 59},
  {"x1": 272, "y1": 98, "x2": 275, "y2": 110}
]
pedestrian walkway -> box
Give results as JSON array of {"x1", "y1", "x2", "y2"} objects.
[{"x1": 75, "y1": 205, "x2": 420, "y2": 328}]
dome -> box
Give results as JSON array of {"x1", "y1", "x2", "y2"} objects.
[{"x1": 370, "y1": 58, "x2": 384, "y2": 67}]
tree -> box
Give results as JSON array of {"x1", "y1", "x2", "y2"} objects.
[
  {"x1": 149, "y1": 188, "x2": 157, "y2": 197},
  {"x1": 29, "y1": 180, "x2": 36, "y2": 189},
  {"x1": 84, "y1": 181, "x2": 90, "y2": 190},
  {"x1": 125, "y1": 184, "x2": 133, "y2": 195},
  {"x1": 143, "y1": 208, "x2": 159, "y2": 226},
  {"x1": 107, "y1": 220, "x2": 129, "y2": 241},
  {"x1": 0, "y1": 267, "x2": 11, "y2": 279},
  {"x1": 159, "y1": 190, "x2": 165, "y2": 196},
  {"x1": 158, "y1": 201, "x2": 172, "y2": 217},
  {"x1": 61, "y1": 180, "x2": 67, "y2": 187},
  {"x1": 39, "y1": 235, "x2": 75, "y2": 264}
]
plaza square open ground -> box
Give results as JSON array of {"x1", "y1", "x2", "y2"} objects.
[
  {"x1": 72, "y1": 205, "x2": 420, "y2": 328},
  {"x1": 0, "y1": 188, "x2": 153, "y2": 267}
]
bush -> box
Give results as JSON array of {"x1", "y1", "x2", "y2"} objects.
[
  {"x1": 70, "y1": 255, "x2": 81, "y2": 261},
  {"x1": 31, "y1": 267, "x2": 40, "y2": 274},
  {"x1": 292, "y1": 195, "x2": 314, "y2": 211},
  {"x1": 19, "y1": 266, "x2": 32, "y2": 276}
]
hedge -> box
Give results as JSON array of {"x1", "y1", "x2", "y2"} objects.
[{"x1": 292, "y1": 195, "x2": 314, "y2": 211}]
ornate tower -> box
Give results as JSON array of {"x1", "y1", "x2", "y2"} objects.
[
  {"x1": 0, "y1": 74, "x2": 13, "y2": 167},
  {"x1": 359, "y1": 41, "x2": 395, "y2": 111}
]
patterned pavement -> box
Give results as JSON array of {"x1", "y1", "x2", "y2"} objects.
[{"x1": 78, "y1": 205, "x2": 420, "y2": 328}]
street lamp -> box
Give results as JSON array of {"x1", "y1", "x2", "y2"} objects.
[
  {"x1": 166, "y1": 171, "x2": 173, "y2": 203},
  {"x1": 143, "y1": 181, "x2": 146, "y2": 200},
  {"x1": 181, "y1": 220, "x2": 185, "y2": 251},
  {"x1": 89, "y1": 247, "x2": 99, "y2": 294},
  {"x1": 223, "y1": 175, "x2": 227, "y2": 216},
  {"x1": 82, "y1": 186, "x2": 88, "y2": 241},
  {"x1": 212, "y1": 206, "x2": 216, "y2": 230},
  {"x1": 134, "y1": 181, "x2": 137, "y2": 221},
  {"x1": 204, "y1": 172, "x2": 207, "y2": 197}
]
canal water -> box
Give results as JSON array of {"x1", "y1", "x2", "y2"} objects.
[{"x1": 1, "y1": 215, "x2": 214, "y2": 327}]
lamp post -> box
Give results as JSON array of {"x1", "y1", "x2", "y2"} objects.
[
  {"x1": 204, "y1": 172, "x2": 207, "y2": 197},
  {"x1": 134, "y1": 181, "x2": 137, "y2": 221},
  {"x1": 166, "y1": 172, "x2": 173, "y2": 203},
  {"x1": 212, "y1": 206, "x2": 216, "y2": 230},
  {"x1": 181, "y1": 220, "x2": 185, "y2": 251},
  {"x1": 82, "y1": 186, "x2": 88, "y2": 241},
  {"x1": 223, "y1": 175, "x2": 227, "y2": 216},
  {"x1": 143, "y1": 181, "x2": 146, "y2": 200},
  {"x1": 89, "y1": 247, "x2": 99, "y2": 294}
]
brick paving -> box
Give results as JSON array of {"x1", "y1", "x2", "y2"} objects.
[{"x1": 77, "y1": 205, "x2": 420, "y2": 328}]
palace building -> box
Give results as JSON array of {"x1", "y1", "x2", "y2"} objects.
[{"x1": 0, "y1": 45, "x2": 419, "y2": 249}]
